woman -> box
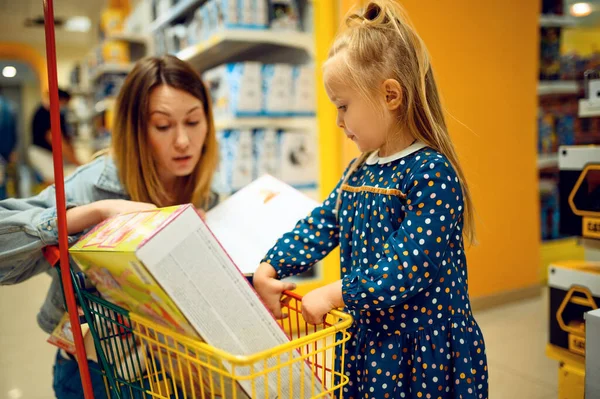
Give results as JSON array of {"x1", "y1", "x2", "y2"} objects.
[{"x1": 0, "y1": 55, "x2": 219, "y2": 398}]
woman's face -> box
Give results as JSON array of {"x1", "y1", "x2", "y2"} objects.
[{"x1": 147, "y1": 84, "x2": 208, "y2": 184}]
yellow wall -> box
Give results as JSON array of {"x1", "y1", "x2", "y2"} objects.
[
  {"x1": 336, "y1": 1, "x2": 541, "y2": 298},
  {"x1": 562, "y1": 27, "x2": 600, "y2": 56}
]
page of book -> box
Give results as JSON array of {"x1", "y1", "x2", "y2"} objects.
[{"x1": 205, "y1": 175, "x2": 319, "y2": 275}]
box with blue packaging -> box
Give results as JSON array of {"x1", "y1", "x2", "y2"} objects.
[
  {"x1": 214, "y1": 129, "x2": 254, "y2": 194},
  {"x1": 204, "y1": 63, "x2": 263, "y2": 119},
  {"x1": 262, "y1": 63, "x2": 294, "y2": 116},
  {"x1": 291, "y1": 65, "x2": 315, "y2": 116}
]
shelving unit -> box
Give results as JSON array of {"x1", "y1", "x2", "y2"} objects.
[
  {"x1": 538, "y1": 153, "x2": 559, "y2": 169},
  {"x1": 538, "y1": 80, "x2": 579, "y2": 96},
  {"x1": 177, "y1": 29, "x2": 314, "y2": 71},
  {"x1": 148, "y1": 0, "x2": 204, "y2": 33},
  {"x1": 215, "y1": 116, "x2": 316, "y2": 131},
  {"x1": 103, "y1": 32, "x2": 149, "y2": 44},
  {"x1": 89, "y1": 63, "x2": 134, "y2": 83},
  {"x1": 539, "y1": 14, "x2": 577, "y2": 28}
]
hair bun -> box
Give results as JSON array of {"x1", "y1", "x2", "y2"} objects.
[
  {"x1": 346, "y1": 1, "x2": 393, "y2": 28},
  {"x1": 364, "y1": 2, "x2": 383, "y2": 22}
]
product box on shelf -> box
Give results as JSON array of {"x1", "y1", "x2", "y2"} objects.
[
  {"x1": 100, "y1": 8, "x2": 124, "y2": 38},
  {"x1": 99, "y1": 41, "x2": 130, "y2": 65},
  {"x1": 262, "y1": 63, "x2": 294, "y2": 116},
  {"x1": 292, "y1": 65, "x2": 315, "y2": 116},
  {"x1": 204, "y1": 63, "x2": 263, "y2": 118},
  {"x1": 214, "y1": 129, "x2": 254, "y2": 194},
  {"x1": 252, "y1": 128, "x2": 279, "y2": 179},
  {"x1": 548, "y1": 262, "x2": 600, "y2": 357},
  {"x1": 269, "y1": 0, "x2": 301, "y2": 31},
  {"x1": 165, "y1": 24, "x2": 189, "y2": 54},
  {"x1": 540, "y1": 27, "x2": 561, "y2": 81},
  {"x1": 214, "y1": 0, "x2": 241, "y2": 30},
  {"x1": 238, "y1": 0, "x2": 268, "y2": 28},
  {"x1": 156, "y1": 0, "x2": 173, "y2": 18},
  {"x1": 277, "y1": 130, "x2": 317, "y2": 189},
  {"x1": 95, "y1": 74, "x2": 127, "y2": 103},
  {"x1": 255, "y1": 0, "x2": 269, "y2": 27}
]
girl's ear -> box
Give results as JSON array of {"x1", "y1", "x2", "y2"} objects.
[{"x1": 382, "y1": 79, "x2": 403, "y2": 111}]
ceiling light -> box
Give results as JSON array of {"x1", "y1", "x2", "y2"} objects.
[
  {"x1": 64, "y1": 16, "x2": 91, "y2": 32},
  {"x1": 2, "y1": 66, "x2": 17, "y2": 78},
  {"x1": 571, "y1": 3, "x2": 592, "y2": 17}
]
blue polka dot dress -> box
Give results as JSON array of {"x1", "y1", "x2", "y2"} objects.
[{"x1": 264, "y1": 143, "x2": 488, "y2": 399}]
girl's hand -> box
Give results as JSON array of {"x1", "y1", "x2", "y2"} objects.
[
  {"x1": 301, "y1": 280, "x2": 345, "y2": 325},
  {"x1": 254, "y1": 262, "x2": 296, "y2": 319}
]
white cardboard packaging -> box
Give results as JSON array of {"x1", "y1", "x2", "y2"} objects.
[
  {"x1": 204, "y1": 63, "x2": 263, "y2": 119},
  {"x1": 262, "y1": 63, "x2": 294, "y2": 116}
]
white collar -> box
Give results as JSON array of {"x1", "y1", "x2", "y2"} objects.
[{"x1": 365, "y1": 141, "x2": 428, "y2": 165}]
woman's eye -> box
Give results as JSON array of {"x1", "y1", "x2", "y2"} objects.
[
  {"x1": 156, "y1": 125, "x2": 170, "y2": 132},
  {"x1": 337, "y1": 105, "x2": 347, "y2": 111},
  {"x1": 186, "y1": 121, "x2": 200, "y2": 127}
]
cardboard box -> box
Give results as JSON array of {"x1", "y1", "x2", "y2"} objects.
[
  {"x1": 262, "y1": 63, "x2": 293, "y2": 116},
  {"x1": 204, "y1": 63, "x2": 263, "y2": 119},
  {"x1": 252, "y1": 128, "x2": 279, "y2": 179},
  {"x1": 292, "y1": 64, "x2": 316, "y2": 116},
  {"x1": 278, "y1": 130, "x2": 318, "y2": 189},
  {"x1": 214, "y1": 129, "x2": 254, "y2": 194},
  {"x1": 549, "y1": 261, "x2": 600, "y2": 357}
]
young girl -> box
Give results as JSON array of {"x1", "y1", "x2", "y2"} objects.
[
  {"x1": 0, "y1": 55, "x2": 219, "y2": 398},
  {"x1": 254, "y1": 1, "x2": 488, "y2": 398}
]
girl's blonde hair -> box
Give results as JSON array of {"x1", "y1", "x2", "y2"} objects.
[
  {"x1": 328, "y1": 0, "x2": 475, "y2": 244},
  {"x1": 111, "y1": 55, "x2": 218, "y2": 208}
]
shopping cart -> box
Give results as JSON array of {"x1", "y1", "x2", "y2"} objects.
[{"x1": 41, "y1": 1, "x2": 353, "y2": 398}]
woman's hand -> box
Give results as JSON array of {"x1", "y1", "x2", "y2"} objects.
[
  {"x1": 301, "y1": 280, "x2": 344, "y2": 325},
  {"x1": 97, "y1": 200, "x2": 157, "y2": 220},
  {"x1": 254, "y1": 262, "x2": 296, "y2": 319},
  {"x1": 66, "y1": 200, "x2": 156, "y2": 235}
]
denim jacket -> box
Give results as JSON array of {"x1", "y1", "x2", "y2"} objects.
[{"x1": 0, "y1": 156, "x2": 216, "y2": 334}]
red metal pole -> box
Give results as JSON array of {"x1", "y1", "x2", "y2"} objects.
[{"x1": 42, "y1": 1, "x2": 95, "y2": 397}]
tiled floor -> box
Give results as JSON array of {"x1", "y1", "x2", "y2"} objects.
[{"x1": 0, "y1": 275, "x2": 562, "y2": 398}]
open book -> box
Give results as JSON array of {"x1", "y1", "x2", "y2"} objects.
[
  {"x1": 205, "y1": 174, "x2": 320, "y2": 275},
  {"x1": 69, "y1": 176, "x2": 325, "y2": 398}
]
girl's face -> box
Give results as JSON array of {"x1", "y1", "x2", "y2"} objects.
[
  {"x1": 147, "y1": 84, "x2": 208, "y2": 184},
  {"x1": 323, "y1": 52, "x2": 407, "y2": 156}
]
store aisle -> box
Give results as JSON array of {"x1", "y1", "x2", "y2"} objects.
[
  {"x1": 475, "y1": 288, "x2": 559, "y2": 399},
  {"x1": 0, "y1": 273, "x2": 56, "y2": 399},
  {"x1": 0, "y1": 279, "x2": 559, "y2": 399}
]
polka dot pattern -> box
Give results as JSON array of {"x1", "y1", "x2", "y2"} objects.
[{"x1": 264, "y1": 148, "x2": 488, "y2": 398}]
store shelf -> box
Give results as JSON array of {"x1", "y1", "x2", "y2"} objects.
[
  {"x1": 104, "y1": 33, "x2": 148, "y2": 45},
  {"x1": 539, "y1": 14, "x2": 577, "y2": 27},
  {"x1": 90, "y1": 63, "x2": 133, "y2": 82},
  {"x1": 538, "y1": 153, "x2": 559, "y2": 169},
  {"x1": 177, "y1": 29, "x2": 314, "y2": 70},
  {"x1": 538, "y1": 81, "x2": 579, "y2": 96},
  {"x1": 149, "y1": 0, "x2": 203, "y2": 33},
  {"x1": 69, "y1": 86, "x2": 92, "y2": 96},
  {"x1": 215, "y1": 116, "x2": 316, "y2": 131},
  {"x1": 579, "y1": 99, "x2": 600, "y2": 117},
  {"x1": 94, "y1": 98, "x2": 116, "y2": 115}
]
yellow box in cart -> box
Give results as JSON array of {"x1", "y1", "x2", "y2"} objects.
[
  {"x1": 70, "y1": 207, "x2": 196, "y2": 337},
  {"x1": 70, "y1": 203, "x2": 327, "y2": 399}
]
